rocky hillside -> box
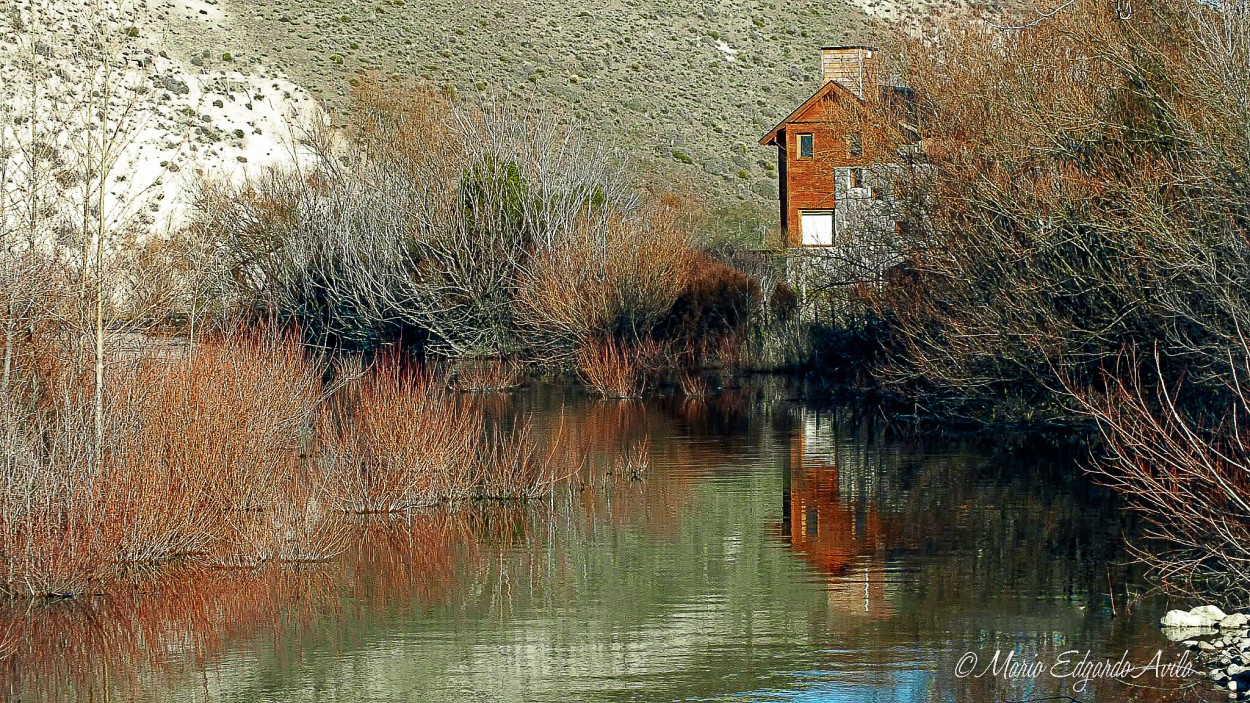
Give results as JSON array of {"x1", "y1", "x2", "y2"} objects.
[{"x1": 1, "y1": 0, "x2": 321, "y2": 237}]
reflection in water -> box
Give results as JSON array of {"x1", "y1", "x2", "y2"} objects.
[
  {"x1": 0, "y1": 384, "x2": 1196, "y2": 703},
  {"x1": 780, "y1": 410, "x2": 897, "y2": 621}
]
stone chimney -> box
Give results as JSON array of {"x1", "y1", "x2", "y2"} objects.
[{"x1": 821, "y1": 46, "x2": 879, "y2": 101}]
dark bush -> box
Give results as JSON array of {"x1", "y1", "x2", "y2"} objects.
[
  {"x1": 657, "y1": 255, "x2": 758, "y2": 351},
  {"x1": 769, "y1": 282, "x2": 798, "y2": 323}
]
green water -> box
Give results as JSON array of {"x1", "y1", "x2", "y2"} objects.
[{"x1": 4, "y1": 383, "x2": 1194, "y2": 702}]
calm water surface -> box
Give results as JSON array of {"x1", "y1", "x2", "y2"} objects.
[{"x1": 6, "y1": 382, "x2": 1204, "y2": 702}]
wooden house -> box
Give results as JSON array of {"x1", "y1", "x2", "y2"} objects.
[{"x1": 759, "y1": 46, "x2": 906, "y2": 248}]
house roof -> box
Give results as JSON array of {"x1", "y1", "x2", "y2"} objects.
[
  {"x1": 758, "y1": 82, "x2": 918, "y2": 146},
  {"x1": 758, "y1": 80, "x2": 863, "y2": 146}
]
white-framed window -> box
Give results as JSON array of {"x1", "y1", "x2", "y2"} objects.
[
  {"x1": 798, "y1": 133, "x2": 814, "y2": 159},
  {"x1": 799, "y1": 210, "x2": 834, "y2": 246}
]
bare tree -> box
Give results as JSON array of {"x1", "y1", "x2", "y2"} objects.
[{"x1": 198, "y1": 82, "x2": 689, "y2": 363}]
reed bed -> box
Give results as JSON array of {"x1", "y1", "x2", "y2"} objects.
[
  {"x1": 576, "y1": 337, "x2": 662, "y2": 399},
  {"x1": 677, "y1": 368, "x2": 710, "y2": 398},
  {"x1": 0, "y1": 328, "x2": 569, "y2": 597},
  {"x1": 321, "y1": 358, "x2": 482, "y2": 512}
]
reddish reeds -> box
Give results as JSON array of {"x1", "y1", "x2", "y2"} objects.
[
  {"x1": 0, "y1": 327, "x2": 339, "y2": 595},
  {"x1": 576, "y1": 337, "x2": 662, "y2": 399},
  {"x1": 677, "y1": 368, "x2": 710, "y2": 398},
  {"x1": 113, "y1": 328, "x2": 324, "y2": 565},
  {"x1": 448, "y1": 357, "x2": 524, "y2": 392},
  {"x1": 615, "y1": 437, "x2": 652, "y2": 481},
  {"x1": 320, "y1": 355, "x2": 565, "y2": 511},
  {"x1": 320, "y1": 357, "x2": 481, "y2": 512},
  {"x1": 473, "y1": 420, "x2": 566, "y2": 500},
  {"x1": 516, "y1": 196, "x2": 700, "y2": 364},
  {"x1": 0, "y1": 324, "x2": 575, "y2": 597}
]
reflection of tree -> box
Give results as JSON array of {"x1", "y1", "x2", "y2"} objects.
[
  {"x1": 0, "y1": 508, "x2": 515, "y2": 702},
  {"x1": 774, "y1": 406, "x2": 1138, "y2": 615}
]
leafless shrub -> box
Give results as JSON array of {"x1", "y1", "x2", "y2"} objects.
[
  {"x1": 319, "y1": 357, "x2": 480, "y2": 512},
  {"x1": 857, "y1": 0, "x2": 1250, "y2": 425},
  {"x1": 194, "y1": 79, "x2": 717, "y2": 367},
  {"x1": 472, "y1": 420, "x2": 563, "y2": 500},
  {"x1": 842, "y1": 0, "x2": 1250, "y2": 593},
  {"x1": 678, "y1": 368, "x2": 710, "y2": 398},
  {"x1": 576, "y1": 337, "x2": 663, "y2": 399},
  {"x1": 617, "y1": 437, "x2": 652, "y2": 481},
  {"x1": 0, "y1": 326, "x2": 333, "y2": 595},
  {"x1": 1066, "y1": 345, "x2": 1250, "y2": 601}
]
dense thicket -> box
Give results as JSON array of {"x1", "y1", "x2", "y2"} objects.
[
  {"x1": 856, "y1": 0, "x2": 1250, "y2": 592},
  {"x1": 194, "y1": 82, "x2": 756, "y2": 367},
  {"x1": 859, "y1": 0, "x2": 1249, "y2": 424}
]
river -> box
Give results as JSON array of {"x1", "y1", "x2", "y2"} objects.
[{"x1": 1, "y1": 381, "x2": 1199, "y2": 702}]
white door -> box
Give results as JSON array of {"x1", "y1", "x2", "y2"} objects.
[{"x1": 800, "y1": 211, "x2": 834, "y2": 246}]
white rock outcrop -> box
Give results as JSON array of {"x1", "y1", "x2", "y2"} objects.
[{"x1": 1, "y1": 0, "x2": 324, "y2": 243}]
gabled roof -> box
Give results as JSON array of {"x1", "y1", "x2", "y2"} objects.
[{"x1": 758, "y1": 80, "x2": 863, "y2": 146}]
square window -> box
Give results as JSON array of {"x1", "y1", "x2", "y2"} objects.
[
  {"x1": 850, "y1": 167, "x2": 864, "y2": 189},
  {"x1": 798, "y1": 133, "x2": 813, "y2": 159},
  {"x1": 800, "y1": 211, "x2": 834, "y2": 246},
  {"x1": 848, "y1": 132, "x2": 863, "y2": 157}
]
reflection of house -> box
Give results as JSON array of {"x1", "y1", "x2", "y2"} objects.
[
  {"x1": 759, "y1": 46, "x2": 910, "y2": 250},
  {"x1": 779, "y1": 410, "x2": 898, "y2": 618}
]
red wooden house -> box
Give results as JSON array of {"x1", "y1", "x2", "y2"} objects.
[{"x1": 760, "y1": 46, "x2": 902, "y2": 248}]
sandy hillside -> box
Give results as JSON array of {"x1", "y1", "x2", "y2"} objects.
[{"x1": 0, "y1": 0, "x2": 323, "y2": 237}]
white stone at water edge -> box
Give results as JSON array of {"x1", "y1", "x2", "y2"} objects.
[
  {"x1": 1224, "y1": 614, "x2": 1250, "y2": 630},
  {"x1": 1196, "y1": 605, "x2": 1231, "y2": 622},
  {"x1": 1163, "y1": 606, "x2": 1228, "y2": 628}
]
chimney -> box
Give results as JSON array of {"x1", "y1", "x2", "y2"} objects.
[{"x1": 821, "y1": 46, "x2": 879, "y2": 101}]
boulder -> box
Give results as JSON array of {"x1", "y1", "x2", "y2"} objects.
[
  {"x1": 1195, "y1": 605, "x2": 1230, "y2": 622},
  {"x1": 1163, "y1": 607, "x2": 1226, "y2": 628},
  {"x1": 1223, "y1": 614, "x2": 1250, "y2": 630},
  {"x1": 1164, "y1": 609, "x2": 1210, "y2": 628}
]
